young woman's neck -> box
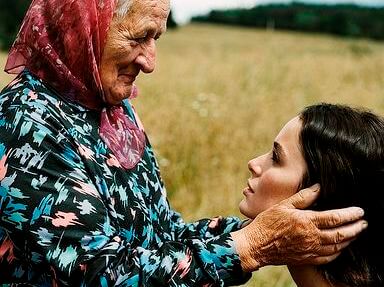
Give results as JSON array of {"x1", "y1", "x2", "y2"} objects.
[{"x1": 288, "y1": 265, "x2": 349, "y2": 287}]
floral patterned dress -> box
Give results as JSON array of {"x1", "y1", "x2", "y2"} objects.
[{"x1": 0, "y1": 71, "x2": 250, "y2": 286}]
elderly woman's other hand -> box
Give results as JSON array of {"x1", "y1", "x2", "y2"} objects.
[{"x1": 231, "y1": 184, "x2": 367, "y2": 272}]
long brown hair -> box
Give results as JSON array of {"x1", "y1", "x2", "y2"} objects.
[{"x1": 300, "y1": 103, "x2": 384, "y2": 286}]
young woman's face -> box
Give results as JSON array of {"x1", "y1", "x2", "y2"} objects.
[{"x1": 239, "y1": 116, "x2": 307, "y2": 219}]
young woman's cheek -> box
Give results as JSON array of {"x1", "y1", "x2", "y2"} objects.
[{"x1": 262, "y1": 170, "x2": 299, "y2": 202}]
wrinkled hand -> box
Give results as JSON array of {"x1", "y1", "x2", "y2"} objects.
[{"x1": 231, "y1": 184, "x2": 367, "y2": 272}]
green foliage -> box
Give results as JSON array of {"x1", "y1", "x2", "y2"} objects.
[
  {"x1": 192, "y1": 3, "x2": 384, "y2": 41},
  {"x1": 167, "y1": 10, "x2": 178, "y2": 29},
  {"x1": 0, "y1": 0, "x2": 30, "y2": 51}
]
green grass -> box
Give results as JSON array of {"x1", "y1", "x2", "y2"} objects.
[{"x1": 1, "y1": 23, "x2": 384, "y2": 286}]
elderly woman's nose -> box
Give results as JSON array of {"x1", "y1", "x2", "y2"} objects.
[{"x1": 136, "y1": 39, "x2": 156, "y2": 73}]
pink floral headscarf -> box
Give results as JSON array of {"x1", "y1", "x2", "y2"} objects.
[{"x1": 5, "y1": 0, "x2": 146, "y2": 170}]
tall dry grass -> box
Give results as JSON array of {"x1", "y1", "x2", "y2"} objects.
[
  {"x1": 0, "y1": 53, "x2": 12, "y2": 86},
  {"x1": 1, "y1": 23, "x2": 384, "y2": 286}
]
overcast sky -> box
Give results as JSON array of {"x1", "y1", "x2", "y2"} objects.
[{"x1": 170, "y1": 0, "x2": 384, "y2": 23}]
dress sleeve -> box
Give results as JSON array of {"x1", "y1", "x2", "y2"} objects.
[
  {"x1": 164, "y1": 210, "x2": 250, "y2": 285},
  {"x1": 0, "y1": 89, "x2": 251, "y2": 286},
  {"x1": 170, "y1": 209, "x2": 246, "y2": 239}
]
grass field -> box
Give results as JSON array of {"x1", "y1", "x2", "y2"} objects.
[{"x1": 1, "y1": 23, "x2": 384, "y2": 286}]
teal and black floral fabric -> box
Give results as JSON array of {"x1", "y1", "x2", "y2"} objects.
[{"x1": 0, "y1": 71, "x2": 250, "y2": 286}]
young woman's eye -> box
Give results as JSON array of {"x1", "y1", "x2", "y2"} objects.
[{"x1": 271, "y1": 150, "x2": 279, "y2": 164}]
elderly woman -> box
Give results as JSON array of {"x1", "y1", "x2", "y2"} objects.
[{"x1": 0, "y1": 0, "x2": 366, "y2": 285}]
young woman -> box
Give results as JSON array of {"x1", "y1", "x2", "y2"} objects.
[{"x1": 239, "y1": 103, "x2": 384, "y2": 287}]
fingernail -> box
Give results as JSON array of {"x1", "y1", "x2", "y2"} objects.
[
  {"x1": 357, "y1": 208, "x2": 365, "y2": 217},
  {"x1": 311, "y1": 183, "x2": 320, "y2": 192},
  {"x1": 362, "y1": 221, "x2": 368, "y2": 229}
]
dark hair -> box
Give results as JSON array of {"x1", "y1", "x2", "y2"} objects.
[{"x1": 299, "y1": 103, "x2": 384, "y2": 286}]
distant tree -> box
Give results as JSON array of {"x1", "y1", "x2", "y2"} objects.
[
  {"x1": 167, "y1": 10, "x2": 178, "y2": 29},
  {"x1": 0, "y1": 0, "x2": 30, "y2": 51},
  {"x1": 192, "y1": 3, "x2": 384, "y2": 41}
]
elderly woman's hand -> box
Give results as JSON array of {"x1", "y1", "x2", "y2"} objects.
[{"x1": 231, "y1": 184, "x2": 367, "y2": 272}]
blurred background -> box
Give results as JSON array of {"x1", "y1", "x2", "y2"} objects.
[{"x1": 1, "y1": 0, "x2": 384, "y2": 286}]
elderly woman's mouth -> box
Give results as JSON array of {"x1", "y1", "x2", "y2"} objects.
[{"x1": 118, "y1": 73, "x2": 137, "y2": 83}]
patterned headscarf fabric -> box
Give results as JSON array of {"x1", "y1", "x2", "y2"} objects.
[{"x1": 5, "y1": 0, "x2": 146, "y2": 170}]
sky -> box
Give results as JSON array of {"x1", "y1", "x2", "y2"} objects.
[{"x1": 170, "y1": 0, "x2": 384, "y2": 23}]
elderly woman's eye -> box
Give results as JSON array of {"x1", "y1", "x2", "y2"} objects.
[
  {"x1": 134, "y1": 33, "x2": 149, "y2": 43},
  {"x1": 135, "y1": 37, "x2": 147, "y2": 43}
]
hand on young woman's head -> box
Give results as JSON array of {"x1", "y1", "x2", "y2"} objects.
[{"x1": 232, "y1": 185, "x2": 367, "y2": 272}]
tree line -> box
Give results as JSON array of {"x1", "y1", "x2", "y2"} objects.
[
  {"x1": 192, "y1": 3, "x2": 384, "y2": 41},
  {"x1": 0, "y1": 1, "x2": 178, "y2": 51},
  {"x1": 0, "y1": 0, "x2": 30, "y2": 51}
]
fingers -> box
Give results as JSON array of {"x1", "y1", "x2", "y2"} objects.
[
  {"x1": 306, "y1": 222, "x2": 365, "y2": 265},
  {"x1": 241, "y1": 219, "x2": 252, "y2": 228},
  {"x1": 319, "y1": 219, "x2": 368, "y2": 245},
  {"x1": 316, "y1": 240, "x2": 351, "y2": 256},
  {"x1": 312, "y1": 207, "x2": 365, "y2": 229},
  {"x1": 281, "y1": 184, "x2": 320, "y2": 209}
]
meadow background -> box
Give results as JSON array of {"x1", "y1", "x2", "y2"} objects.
[{"x1": 1, "y1": 23, "x2": 384, "y2": 286}]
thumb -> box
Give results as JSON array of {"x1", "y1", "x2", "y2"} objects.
[{"x1": 282, "y1": 184, "x2": 320, "y2": 209}]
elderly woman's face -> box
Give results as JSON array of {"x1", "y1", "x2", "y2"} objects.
[{"x1": 100, "y1": 0, "x2": 170, "y2": 105}]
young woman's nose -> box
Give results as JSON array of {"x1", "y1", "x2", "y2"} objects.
[
  {"x1": 248, "y1": 157, "x2": 263, "y2": 177},
  {"x1": 135, "y1": 38, "x2": 156, "y2": 73}
]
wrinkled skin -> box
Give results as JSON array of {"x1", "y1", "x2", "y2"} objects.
[
  {"x1": 231, "y1": 185, "x2": 367, "y2": 272},
  {"x1": 100, "y1": 0, "x2": 169, "y2": 105}
]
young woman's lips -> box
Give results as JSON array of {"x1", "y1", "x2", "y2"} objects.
[{"x1": 243, "y1": 182, "x2": 255, "y2": 196}]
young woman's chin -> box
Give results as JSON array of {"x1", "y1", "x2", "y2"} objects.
[{"x1": 239, "y1": 200, "x2": 257, "y2": 219}]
